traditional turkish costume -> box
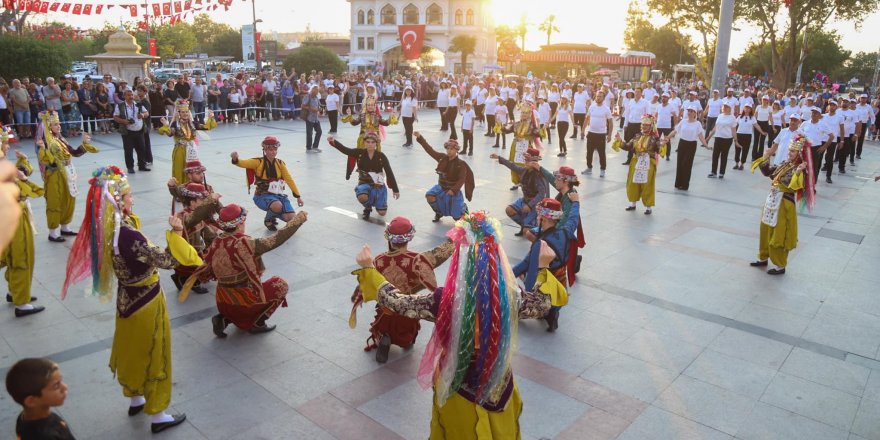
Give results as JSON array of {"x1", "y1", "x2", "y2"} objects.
[
  {"x1": 619, "y1": 115, "x2": 663, "y2": 211},
  {"x1": 156, "y1": 100, "x2": 216, "y2": 184},
  {"x1": 329, "y1": 135, "x2": 399, "y2": 218},
  {"x1": 1, "y1": 151, "x2": 44, "y2": 311},
  {"x1": 417, "y1": 137, "x2": 474, "y2": 221},
  {"x1": 497, "y1": 148, "x2": 549, "y2": 231}
]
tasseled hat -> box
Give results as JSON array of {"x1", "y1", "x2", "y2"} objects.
[
  {"x1": 385, "y1": 216, "x2": 415, "y2": 244},
  {"x1": 524, "y1": 148, "x2": 541, "y2": 161},
  {"x1": 553, "y1": 166, "x2": 579, "y2": 183},
  {"x1": 184, "y1": 160, "x2": 206, "y2": 174},
  {"x1": 363, "y1": 131, "x2": 380, "y2": 143},
  {"x1": 175, "y1": 100, "x2": 190, "y2": 111},
  {"x1": 217, "y1": 203, "x2": 247, "y2": 231},
  {"x1": 262, "y1": 136, "x2": 281, "y2": 148},
  {"x1": 444, "y1": 139, "x2": 460, "y2": 149},
  {"x1": 536, "y1": 198, "x2": 564, "y2": 220},
  {"x1": 178, "y1": 182, "x2": 208, "y2": 200}
]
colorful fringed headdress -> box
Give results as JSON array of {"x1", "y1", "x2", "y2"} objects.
[
  {"x1": 61, "y1": 166, "x2": 131, "y2": 303},
  {"x1": 417, "y1": 211, "x2": 519, "y2": 407},
  {"x1": 175, "y1": 100, "x2": 191, "y2": 112},
  {"x1": 788, "y1": 134, "x2": 815, "y2": 213}
]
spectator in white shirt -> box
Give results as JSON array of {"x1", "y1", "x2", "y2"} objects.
[
  {"x1": 705, "y1": 103, "x2": 737, "y2": 178},
  {"x1": 582, "y1": 92, "x2": 613, "y2": 175},
  {"x1": 734, "y1": 104, "x2": 765, "y2": 169},
  {"x1": 662, "y1": 105, "x2": 709, "y2": 190},
  {"x1": 537, "y1": 96, "x2": 552, "y2": 145},
  {"x1": 552, "y1": 96, "x2": 573, "y2": 157},
  {"x1": 704, "y1": 89, "x2": 723, "y2": 136},
  {"x1": 571, "y1": 84, "x2": 590, "y2": 139},
  {"x1": 800, "y1": 107, "x2": 835, "y2": 184},
  {"x1": 325, "y1": 84, "x2": 340, "y2": 133},
  {"x1": 623, "y1": 88, "x2": 649, "y2": 164},
  {"x1": 459, "y1": 100, "x2": 476, "y2": 155},
  {"x1": 655, "y1": 93, "x2": 678, "y2": 160}
]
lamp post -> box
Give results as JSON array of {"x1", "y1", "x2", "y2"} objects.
[{"x1": 252, "y1": 0, "x2": 260, "y2": 66}]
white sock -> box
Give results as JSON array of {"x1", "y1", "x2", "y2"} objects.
[
  {"x1": 15, "y1": 304, "x2": 34, "y2": 311},
  {"x1": 60, "y1": 224, "x2": 72, "y2": 232},
  {"x1": 629, "y1": 203, "x2": 636, "y2": 207},
  {"x1": 151, "y1": 412, "x2": 175, "y2": 424},
  {"x1": 773, "y1": 265, "x2": 785, "y2": 270},
  {"x1": 130, "y1": 396, "x2": 145, "y2": 407},
  {"x1": 49, "y1": 228, "x2": 60, "y2": 238}
]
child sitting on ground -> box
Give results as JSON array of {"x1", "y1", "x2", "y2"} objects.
[{"x1": 6, "y1": 357, "x2": 75, "y2": 440}]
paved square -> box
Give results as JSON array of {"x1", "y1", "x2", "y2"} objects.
[{"x1": 1, "y1": 111, "x2": 879, "y2": 439}]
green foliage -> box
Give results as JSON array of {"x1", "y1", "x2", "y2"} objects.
[
  {"x1": 210, "y1": 29, "x2": 243, "y2": 60},
  {"x1": 732, "y1": 30, "x2": 850, "y2": 81},
  {"x1": 448, "y1": 35, "x2": 477, "y2": 73},
  {"x1": 154, "y1": 23, "x2": 197, "y2": 58},
  {"x1": 191, "y1": 13, "x2": 241, "y2": 58},
  {"x1": 538, "y1": 15, "x2": 559, "y2": 46},
  {"x1": 0, "y1": 34, "x2": 71, "y2": 80},
  {"x1": 283, "y1": 45, "x2": 346, "y2": 76},
  {"x1": 623, "y1": 3, "x2": 695, "y2": 74},
  {"x1": 840, "y1": 52, "x2": 879, "y2": 85}
]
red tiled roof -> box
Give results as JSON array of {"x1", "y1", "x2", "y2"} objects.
[{"x1": 523, "y1": 52, "x2": 655, "y2": 66}]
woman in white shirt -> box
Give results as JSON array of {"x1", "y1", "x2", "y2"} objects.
[
  {"x1": 399, "y1": 86, "x2": 418, "y2": 147},
  {"x1": 437, "y1": 81, "x2": 450, "y2": 131},
  {"x1": 552, "y1": 96, "x2": 572, "y2": 157},
  {"x1": 705, "y1": 102, "x2": 737, "y2": 178},
  {"x1": 770, "y1": 102, "x2": 785, "y2": 147},
  {"x1": 445, "y1": 86, "x2": 460, "y2": 140},
  {"x1": 227, "y1": 87, "x2": 242, "y2": 123},
  {"x1": 735, "y1": 104, "x2": 765, "y2": 170},
  {"x1": 484, "y1": 87, "x2": 499, "y2": 137},
  {"x1": 752, "y1": 96, "x2": 773, "y2": 161},
  {"x1": 493, "y1": 102, "x2": 509, "y2": 149},
  {"x1": 325, "y1": 84, "x2": 340, "y2": 134},
  {"x1": 662, "y1": 105, "x2": 709, "y2": 190},
  {"x1": 548, "y1": 84, "x2": 561, "y2": 128},
  {"x1": 537, "y1": 97, "x2": 552, "y2": 146}
]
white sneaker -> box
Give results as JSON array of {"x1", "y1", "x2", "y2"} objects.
[{"x1": 600, "y1": 170, "x2": 606, "y2": 178}]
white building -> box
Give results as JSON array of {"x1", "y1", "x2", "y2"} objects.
[{"x1": 348, "y1": 0, "x2": 496, "y2": 73}]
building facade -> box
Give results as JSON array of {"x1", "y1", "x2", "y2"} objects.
[
  {"x1": 521, "y1": 43, "x2": 656, "y2": 82},
  {"x1": 348, "y1": 0, "x2": 496, "y2": 73}
]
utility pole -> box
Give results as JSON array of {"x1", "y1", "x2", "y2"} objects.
[
  {"x1": 872, "y1": 45, "x2": 880, "y2": 93},
  {"x1": 710, "y1": 0, "x2": 735, "y2": 92},
  {"x1": 795, "y1": 25, "x2": 808, "y2": 86},
  {"x1": 252, "y1": 0, "x2": 260, "y2": 66}
]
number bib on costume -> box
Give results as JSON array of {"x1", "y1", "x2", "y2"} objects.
[
  {"x1": 64, "y1": 162, "x2": 79, "y2": 197},
  {"x1": 185, "y1": 142, "x2": 199, "y2": 162},
  {"x1": 633, "y1": 154, "x2": 650, "y2": 184},
  {"x1": 367, "y1": 171, "x2": 386, "y2": 186},
  {"x1": 762, "y1": 188, "x2": 782, "y2": 227},
  {"x1": 268, "y1": 180, "x2": 287, "y2": 195},
  {"x1": 513, "y1": 139, "x2": 529, "y2": 163}
]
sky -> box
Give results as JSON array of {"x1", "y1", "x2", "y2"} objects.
[{"x1": 24, "y1": 0, "x2": 880, "y2": 58}]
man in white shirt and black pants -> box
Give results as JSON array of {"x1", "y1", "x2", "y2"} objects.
[
  {"x1": 571, "y1": 84, "x2": 590, "y2": 140},
  {"x1": 853, "y1": 94, "x2": 873, "y2": 160},
  {"x1": 800, "y1": 107, "x2": 834, "y2": 185},
  {"x1": 655, "y1": 93, "x2": 678, "y2": 161},
  {"x1": 113, "y1": 89, "x2": 150, "y2": 174}
]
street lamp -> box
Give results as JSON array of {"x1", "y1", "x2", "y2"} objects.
[{"x1": 252, "y1": 0, "x2": 262, "y2": 66}]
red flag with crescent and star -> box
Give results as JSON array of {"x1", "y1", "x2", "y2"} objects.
[{"x1": 397, "y1": 24, "x2": 425, "y2": 60}]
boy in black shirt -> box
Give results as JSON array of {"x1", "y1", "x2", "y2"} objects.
[{"x1": 6, "y1": 358, "x2": 75, "y2": 440}]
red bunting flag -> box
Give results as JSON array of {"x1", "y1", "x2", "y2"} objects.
[
  {"x1": 129, "y1": 4, "x2": 136, "y2": 16},
  {"x1": 95, "y1": 4, "x2": 102, "y2": 13},
  {"x1": 151, "y1": 3, "x2": 159, "y2": 15},
  {"x1": 60, "y1": 3, "x2": 70, "y2": 12},
  {"x1": 162, "y1": 2, "x2": 170, "y2": 15},
  {"x1": 82, "y1": 3, "x2": 90, "y2": 14},
  {"x1": 71, "y1": 3, "x2": 81, "y2": 14},
  {"x1": 170, "y1": 13, "x2": 178, "y2": 24},
  {"x1": 3, "y1": 0, "x2": 14, "y2": 10},
  {"x1": 49, "y1": 2, "x2": 58, "y2": 11},
  {"x1": 29, "y1": 1, "x2": 39, "y2": 12},
  {"x1": 39, "y1": 1, "x2": 47, "y2": 12},
  {"x1": 173, "y1": 1, "x2": 180, "y2": 12},
  {"x1": 184, "y1": 0, "x2": 190, "y2": 10},
  {"x1": 17, "y1": 0, "x2": 24, "y2": 10}
]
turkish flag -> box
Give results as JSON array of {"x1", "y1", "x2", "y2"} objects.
[
  {"x1": 39, "y1": 1, "x2": 47, "y2": 12},
  {"x1": 151, "y1": 3, "x2": 159, "y2": 15},
  {"x1": 29, "y1": 1, "x2": 39, "y2": 12},
  {"x1": 71, "y1": 3, "x2": 81, "y2": 14},
  {"x1": 60, "y1": 3, "x2": 69, "y2": 12},
  {"x1": 173, "y1": 1, "x2": 180, "y2": 12},
  {"x1": 129, "y1": 4, "x2": 137, "y2": 16},
  {"x1": 2, "y1": 0, "x2": 13, "y2": 10},
  {"x1": 184, "y1": 0, "x2": 190, "y2": 10},
  {"x1": 162, "y1": 2, "x2": 170, "y2": 15},
  {"x1": 149, "y1": 38, "x2": 157, "y2": 56},
  {"x1": 398, "y1": 25, "x2": 426, "y2": 60},
  {"x1": 82, "y1": 3, "x2": 91, "y2": 14},
  {"x1": 49, "y1": 2, "x2": 58, "y2": 11},
  {"x1": 95, "y1": 4, "x2": 102, "y2": 13}
]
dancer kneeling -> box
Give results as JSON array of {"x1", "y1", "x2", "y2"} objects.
[
  {"x1": 352, "y1": 212, "x2": 567, "y2": 439},
  {"x1": 180, "y1": 204, "x2": 308, "y2": 336},
  {"x1": 490, "y1": 147, "x2": 549, "y2": 236},
  {"x1": 327, "y1": 132, "x2": 400, "y2": 220},
  {"x1": 231, "y1": 136, "x2": 304, "y2": 231},
  {"x1": 415, "y1": 132, "x2": 474, "y2": 222}
]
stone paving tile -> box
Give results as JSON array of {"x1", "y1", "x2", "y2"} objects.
[
  {"x1": 617, "y1": 405, "x2": 733, "y2": 440},
  {"x1": 250, "y1": 351, "x2": 356, "y2": 408},
  {"x1": 683, "y1": 349, "x2": 778, "y2": 399},
  {"x1": 516, "y1": 376, "x2": 591, "y2": 440},
  {"x1": 555, "y1": 406, "x2": 632, "y2": 440},
  {"x1": 581, "y1": 351, "x2": 680, "y2": 403},
  {"x1": 556, "y1": 309, "x2": 642, "y2": 347},
  {"x1": 760, "y1": 372, "x2": 861, "y2": 431},
  {"x1": 615, "y1": 329, "x2": 706, "y2": 373},
  {"x1": 654, "y1": 375, "x2": 757, "y2": 436},
  {"x1": 356, "y1": 379, "x2": 434, "y2": 440},
  {"x1": 735, "y1": 401, "x2": 850, "y2": 440},
  {"x1": 734, "y1": 302, "x2": 813, "y2": 337},
  {"x1": 780, "y1": 348, "x2": 871, "y2": 397},
  {"x1": 643, "y1": 309, "x2": 727, "y2": 347},
  {"x1": 851, "y1": 397, "x2": 880, "y2": 440},
  {"x1": 864, "y1": 370, "x2": 880, "y2": 403},
  {"x1": 300, "y1": 393, "x2": 405, "y2": 440},
  {"x1": 708, "y1": 328, "x2": 793, "y2": 369}
]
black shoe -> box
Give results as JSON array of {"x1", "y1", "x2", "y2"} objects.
[
  {"x1": 375, "y1": 334, "x2": 391, "y2": 364},
  {"x1": 212, "y1": 314, "x2": 228, "y2": 338},
  {"x1": 509, "y1": 185, "x2": 519, "y2": 191},
  {"x1": 170, "y1": 273, "x2": 183, "y2": 290},
  {"x1": 264, "y1": 221, "x2": 277, "y2": 232},
  {"x1": 151, "y1": 414, "x2": 187, "y2": 433},
  {"x1": 192, "y1": 284, "x2": 209, "y2": 294},
  {"x1": 856, "y1": 155, "x2": 861, "y2": 159},
  {"x1": 468, "y1": 152, "x2": 473, "y2": 156},
  {"x1": 492, "y1": 144, "x2": 499, "y2": 148},
  {"x1": 48, "y1": 235, "x2": 66, "y2": 243},
  {"x1": 826, "y1": 177, "x2": 833, "y2": 184},
  {"x1": 248, "y1": 323, "x2": 276, "y2": 334},
  {"x1": 719, "y1": 174, "x2": 724, "y2": 179},
  {"x1": 644, "y1": 208, "x2": 652, "y2": 215},
  {"x1": 362, "y1": 208, "x2": 371, "y2": 220},
  {"x1": 432, "y1": 213, "x2": 442, "y2": 223},
  {"x1": 7, "y1": 293, "x2": 37, "y2": 303},
  {"x1": 839, "y1": 169, "x2": 846, "y2": 174},
  {"x1": 514, "y1": 229, "x2": 524, "y2": 237},
  {"x1": 14, "y1": 306, "x2": 45, "y2": 317},
  {"x1": 622, "y1": 161, "x2": 631, "y2": 165},
  {"x1": 545, "y1": 308, "x2": 559, "y2": 332},
  {"x1": 138, "y1": 166, "x2": 151, "y2": 172},
  {"x1": 128, "y1": 404, "x2": 145, "y2": 416},
  {"x1": 569, "y1": 135, "x2": 576, "y2": 139},
  {"x1": 767, "y1": 267, "x2": 786, "y2": 275},
  {"x1": 60, "y1": 230, "x2": 78, "y2": 236},
  {"x1": 666, "y1": 157, "x2": 670, "y2": 161},
  {"x1": 127, "y1": 168, "x2": 136, "y2": 174},
  {"x1": 625, "y1": 206, "x2": 636, "y2": 211},
  {"x1": 750, "y1": 260, "x2": 769, "y2": 267},
  {"x1": 708, "y1": 173, "x2": 717, "y2": 178}
]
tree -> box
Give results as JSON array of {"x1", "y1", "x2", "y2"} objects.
[
  {"x1": 283, "y1": 46, "x2": 346, "y2": 76},
  {"x1": 153, "y1": 23, "x2": 197, "y2": 58},
  {"x1": 645, "y1": 0, "x2": 735, "y2": 81},
  {"x1": 192, "y1": 13, "x2": 237, "y2": 55},
  {"x1": 0, "y1": 34, "x2": 71, "y2": 80},
  {"x1": 624, "y1": 3, "x2": 694, "y2": 75},
  {"x1": 732, "y1": 30, "x2": 850, "y2": 82},
  {"x1": 515, "y1": 14, "x2": 529, "y2": 51},
  {"x1": 448, "y1": 35, "x2": 477, "y2": 74},
  {"x1": 841, "y1": 51, "x2": 879, "y2": 86},
  {"x1": 0, "y1": 8, "x2": 31, "y2": 35},
  {"x1": 538, "y1": 15, "x2": 559, "y2": 46},
  {"x1": 210, "y1": 29, "x2": 243, "y2": 60},
  {"x1": 738, "y1": 0, "x2": 880, "y2": 87}
]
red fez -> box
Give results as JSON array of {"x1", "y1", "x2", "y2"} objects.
[{"x1": 262, "y1": 136, "x2": 281, "y2": 148}]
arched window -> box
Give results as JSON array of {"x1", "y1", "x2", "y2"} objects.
[
  {"x1": 367, "y1": 9, "x2": 375, "y2": 25},
  {"x1": 381, "y1": 4, "x2": 396, "y2": 25},
  {"x1": 466, "y1": 9, "x2": 474, "y2": 25},
  {"x1": 357, "y1": 10, "x2": 364, "y2": 25},
  {"x1": 403, "y1": 4, "x2": 419, "y2": 24},
  {"x1": 454, "y1": 9, "x2": 462, "y2": 26},
  {"x1": 426, "y1": 3, "x2": 442, "y2": 25}
]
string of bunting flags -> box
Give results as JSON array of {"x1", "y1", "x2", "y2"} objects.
[{"x1": 1, "y1": 0, "x2": 237, "y2": 22}]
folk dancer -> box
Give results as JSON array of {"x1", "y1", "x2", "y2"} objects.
[
  {"x1": 350, "y1": 217, "x2": 455, "y2": 363},
  {"x1": 62, "y1": 166, "x2": 201, "y2": 433},
  {"x1": 327, "y1": 133, "x2": 400, "y2": 220},
  {"x1": 157, "y1": 100, "x2": 217, "y2": 184},
  {"x1": 35, "y1": 110, "x2": 98, "y2": 242},
  {"x1": 1, "y1": 134, "x2": 45, "y2": 316},
  {"x1": 539, "y1": 166, "x2": 586, "y2": 287},
  {"x1": 750, "y1": 134, "x2": 813, "y2": 275},
  {"x1": 501, "y1": 100, "x2": 544, "y2": 191},
  {"x1": 342, "y1": 94, "x2": 397, "y2": 179},
  {"x1": 167, "y1": 160, "x2": 216, "y2": 201},
  {"x1": 352, "y1": 212, "x2": 568, "y2": 439},
  {"x1": 180, "y1": 204, "x2": 308, "y2": 336},
  {"x1": 490, "y1": 148, "x2": 550, "y2": 236},
  {"x1": 513, "y1": 197, "x2": 579, "y2": 331},
  {"x1": 415, "y1": 132, "x2": 475, "y2": 223},
  {"x1": 614, "y1": 114, "x2": 664, "y2": 214},
  {"x1": 231, "y1": 136, "x2": 305, "y2": 231},
  {"x1": 168, "y1": 182, "x2": 221, "y2": 294}
]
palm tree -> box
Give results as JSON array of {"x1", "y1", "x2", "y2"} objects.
[
  {"x1": 515, "y1": 14, "x2": 529, "y2": 51},
  {"x1": 538, "y1": 15, "x2": 559, "y2": 47},
  {"x1": 448, "y1": 34, "x2": 477, "y2": 74}
]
